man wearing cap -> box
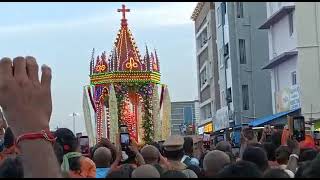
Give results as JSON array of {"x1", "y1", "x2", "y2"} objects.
[
  {"x1": 162, "y1": 135, "x2": 188, "y2": 171},
  {"x1": 162, "y1": 135, "x2": 198, "y2": 177}
]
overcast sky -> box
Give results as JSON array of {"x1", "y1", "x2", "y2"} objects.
[{"x1": 0, "y1": 2, "x2": 198, "y2": 133}]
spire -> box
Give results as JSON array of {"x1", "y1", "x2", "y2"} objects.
[
  {"x1": 154, "y1": 48, "x2": 160, "y2": 72},
  {"x1": 90, "y1": 48, "x2": 95, "y2": 75},
  {"x1": 150, "y1": 51, "x2": 158, "y2": 72},
  {"x1": 113, "y1": 48, "x2": 119, "y2": 71},
  {"x1": 145, "y1": 44, "x2": 151, "y2": 71}
]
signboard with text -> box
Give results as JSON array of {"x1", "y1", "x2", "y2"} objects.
[
  {"x1": 276, "y1": 85, "x2": 300, "y2": 113},
  {"x1": 215, "y1": 106, "x2": 229, "y2": 131}
]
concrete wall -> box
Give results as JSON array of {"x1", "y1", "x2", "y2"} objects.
[{"x1": 296, "y1": 2, "x2": 320, "y2": 120}]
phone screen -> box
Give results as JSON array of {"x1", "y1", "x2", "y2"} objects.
[
  {"x1": 79, "y1": 136, "x2": 89, "y2": 155},
  {"x1": 120, "y1": 133, "x2": 130, "y2": 145},
  {"x1": 292, "y1": 116, "x2": 305, "y2": 142}
]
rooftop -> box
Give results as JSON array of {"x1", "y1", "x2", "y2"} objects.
[{"x1": 190, "y1": 2, "x2": 205, "y2": 21}]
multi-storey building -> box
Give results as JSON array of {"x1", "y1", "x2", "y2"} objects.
[
  {"x1": 171, "y1": 101, "x2": 197, "y2": 135},
  {"x1": 260, "y1": 2, "x2": 320, "y2": 129},
  {"x1": 215, "y1": 2, "x2": 273, "y2": 130},
  {"x1": 191, "y1": 2, "x2": 220, "y2": 134}
]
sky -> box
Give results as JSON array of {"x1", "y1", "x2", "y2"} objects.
[{"x1": 0, "y1": 2, "x2": 198, "y2": 134}]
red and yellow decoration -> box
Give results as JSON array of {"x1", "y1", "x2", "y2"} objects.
[{"x1": 84, "y1": 4, "x2": 170, "y2": 144}]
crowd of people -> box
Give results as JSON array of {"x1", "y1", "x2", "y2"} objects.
[{"x1": 1, "y1": 57, "x2": 320, "y2": 178}]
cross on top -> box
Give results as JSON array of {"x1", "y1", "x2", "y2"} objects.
[{"x1": 117, "y1": 4, "x2": 130, "y2": 20}]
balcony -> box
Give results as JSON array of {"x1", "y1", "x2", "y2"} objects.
[
  {"x1": 259, "y1": 5, "x2": 295, "y2": 29},
  {"x1": 262, "y1": 50, "x2": 298, "y2": 69}
]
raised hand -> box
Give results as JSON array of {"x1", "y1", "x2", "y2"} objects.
[
  {"x1": 0, "y1": 56, "x2": 61, "y2": 177},
  {"x1": 0, "y1": 56, "x2": 52, "y2": 136}
]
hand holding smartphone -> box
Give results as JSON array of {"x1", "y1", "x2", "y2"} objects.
[
  {"x1": 79, "y1": 136, "x2": 90, "y2": 155},
  {"x1": 288, "y1": 116, "x2": 305, "y2": 142}
]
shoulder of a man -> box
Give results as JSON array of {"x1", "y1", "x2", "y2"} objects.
[{"x1": 80, "y1": 156, "x2": 96, "y2": 178}]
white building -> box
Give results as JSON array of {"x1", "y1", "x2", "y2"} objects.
[
  {"x1": 295, "y1": 2, "x2": 320, "y2": 122},
  {"x1": 259, "y1": 2, "x2": 301, "y2": 115}
]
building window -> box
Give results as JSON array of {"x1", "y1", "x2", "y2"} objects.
[
  {"x1": 221, "y1": 2, "x2": 226, "y2": 26},
  {"x1": 221, "y1": 91, "x2": 226, "y2": 106},
  {"x1": 224, "y1": 43, "x2": 229, "y2": 57},
  {"x1": 242, "y1": 85, "x2": 249, "y2": 110},
  {"x1": 200, "y1": 68, "x2": 207, "y2": 87},
  {"x1": 292, "y1": 71, "x2": 297, "y2": 85},
  {"x1": 239, "y1": 39, "x2": 246, "y2": 64},
  {"x1": 289, "y1": 12, "x2": 294, "y2": 36},
  {"x1": 226, "y1": 87, "x2": 232, "y2": 103},
  {"x1": 217, "y1": 7, "x2": 221, "y2": 26},
  {"x1": 236, "y1": 2, "x2": 244, "y2": 18}
]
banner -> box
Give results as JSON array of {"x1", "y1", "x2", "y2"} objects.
[{"x1": 82, "y1": 86, "x2": 96, "y2": 147}]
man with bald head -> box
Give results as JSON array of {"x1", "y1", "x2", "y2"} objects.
[
  {"x1": 215, "y1": 141, "x2": 232, "y2": 153},
  {"x1": 131, "y1": 164, "x2": 160, "y2": 178},
  {"x1": 140, "y1": 145, "x2": 160, "y2": 165},
  {"x1": 203, "y1": 150, "x2": 231, "y2": 178},
  {"x1": 93, "y1": 147, "x2": 112, "y2": 178},
  {"x1": 140, "y1": 145, "x2": 166, "y2": 175}
]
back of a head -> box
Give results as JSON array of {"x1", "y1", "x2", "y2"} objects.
[
  {"x1": 0, "y1": 156, "x2": 24, "y2": 178},
  {"x1": 275, "y1": 145, "x2": 290, "y2": 165},
  {"x1": 271, "y1": 130, "x2": 282, "y2": 148},
  {"x1": 3, "y1": 127, "x2": 14, "y2": 148},
  {"x1": 93, "y1": 147, "x2": 112, "y2": 168},
  {"x1": 186, "y1": 164, "x2": 202, "y2": 178},
  {"x1": 141, "y1": 145, "x2": 160, "y2": 164},
  {"x1": 242, "y1": 146, "x2": 269, "y2": 172},
  {"x1": 161, "y1": 170, "x2": 187, "y2": 178},
  {"x1": 299, "y1": 148, "x2": 318, "y2": 162},
  {"x1": 131, "y1": 164, "x2": 160, "y2": 178},
  {"x1": 54, "y1": 128, "x2": 81, "y2": 172},
  {"x1": 216, "y1": 160, "x2": 262, "y2": 178},
  {"x1": 215, "y1": 141, "x2": 232, "y2": 153},
  {"x1": 150, "y1": 142, "x2": 161, "y2": 153},
  {"x1": 295, "y1": 160, "x2": 312, "y2": 178},
  {"x1": 107, "y1": 163, "x2": 135, "y2": 178},
  {"x1": 301, "y1": 154, "x2": 320, "y2": 178},
  {"x1": 263, "y1": 142, "x2": 277, "y2": 161},
  {"x1": 183, "y1": 137, "x2": 193, "y2": 154},
  {"x1": 203, "y1": 150, "x2": 230, "y2": 177},
  {"x1": 54, "y1": 128, "x2": 78, "y2": 153},
  {"x1": 263, "y1": 168, "x2": 290, "y2": 178},
  {"x1": 182, "y1": 169, "x2": 198, "y2": 178}
]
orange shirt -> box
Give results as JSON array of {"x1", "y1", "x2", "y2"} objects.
[{"x1": 79, "y1": 156, "x2": 96, "y2": 178}]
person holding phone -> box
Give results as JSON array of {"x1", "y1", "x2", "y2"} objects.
[{"x1": 54, "y1": 128, "x2": 96, "y2": 178}]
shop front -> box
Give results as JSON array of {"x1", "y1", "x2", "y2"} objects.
[{"x1": 197, "y1": 122, "x2": 214, "y2": 135}]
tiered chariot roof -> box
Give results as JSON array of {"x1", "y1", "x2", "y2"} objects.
[{"x1": 89, "y1": 4, "x2": 160, "y2": 85}]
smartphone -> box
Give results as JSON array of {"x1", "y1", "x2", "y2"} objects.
[
  {"x1": 79, "y1": 136, "x2": 89, "y2": 155},
  {"x1": 292, "y1": 116, "x2": 305, "y2": 142},
  {"x1": 120, "y1": 133, "x2": 130, "y2": 146}
]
